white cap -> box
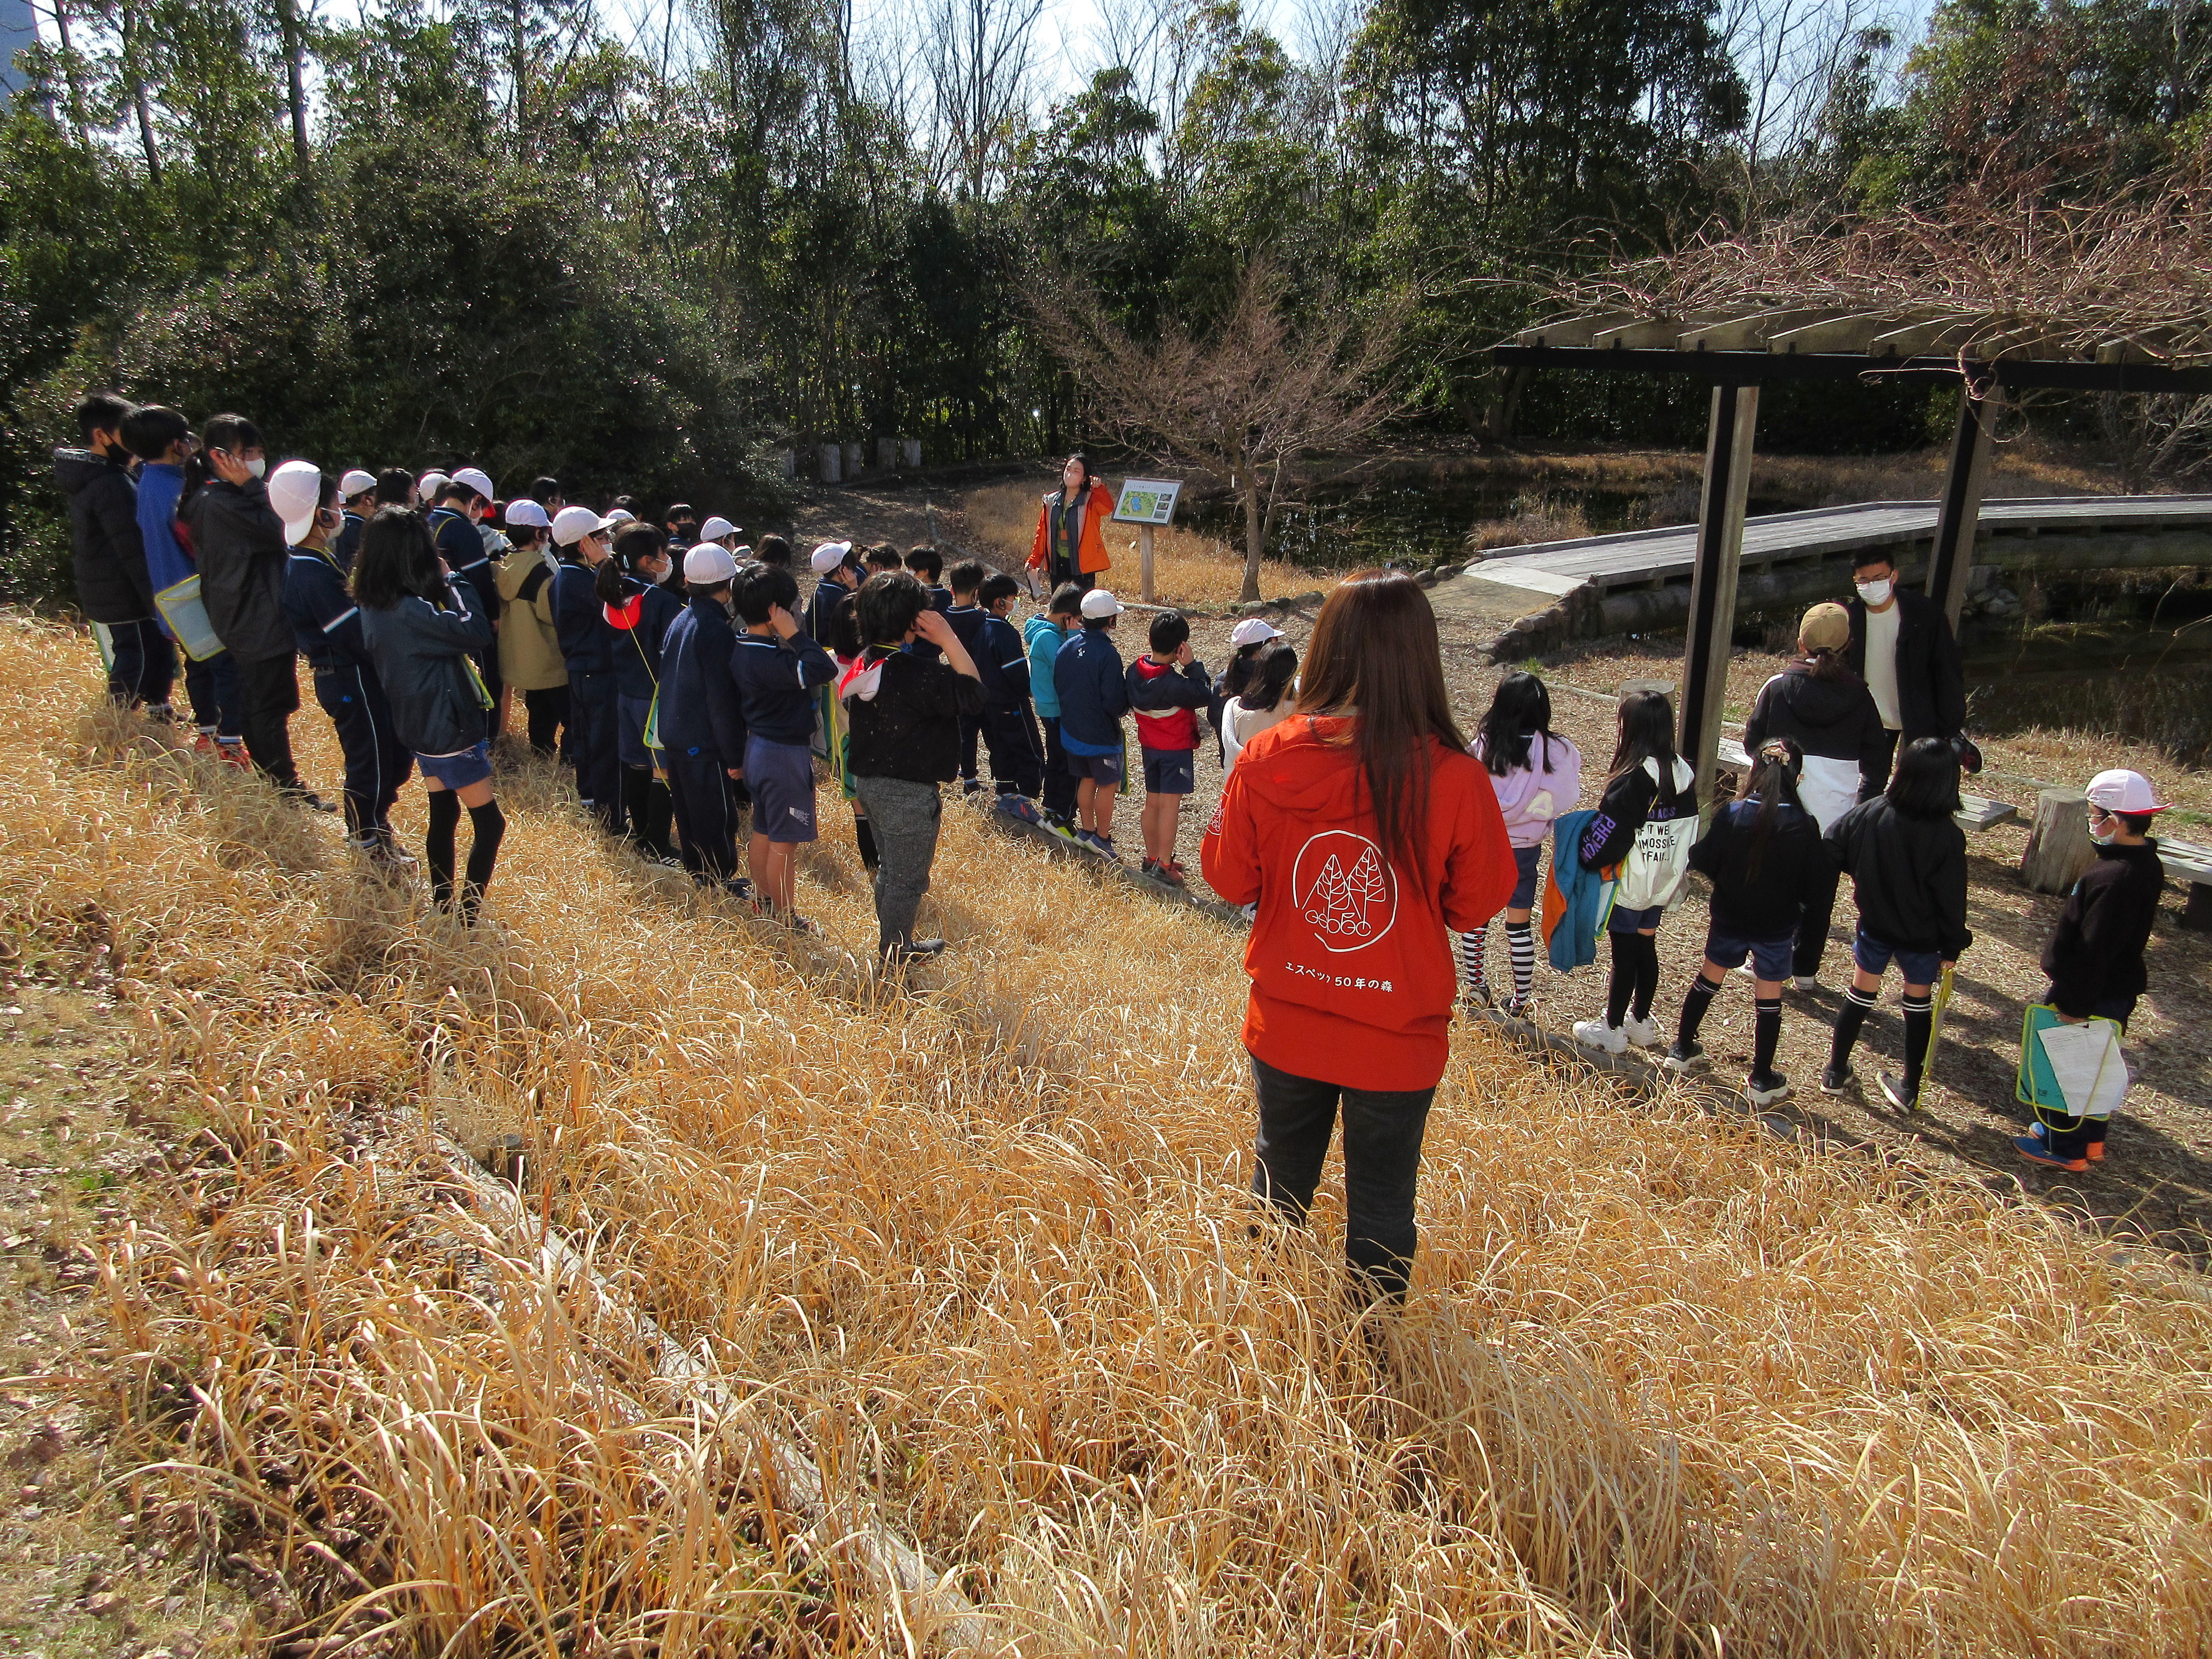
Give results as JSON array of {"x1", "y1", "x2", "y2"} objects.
[
  {"x1": 416, "y1": 470, "x2": 449, "y2": 501},
  {"x1": 268, "y1": 460, "x2": 323, "y2": 546},
  {"x1": 504, "y1": 498, "x2": 550, "y2": 530},
  {"x1": 552, "y1": 505, "x2": 609, "y2": 547},
  {"x1": 450, "y1": 466, "x2": 496, "y2": 501},
  {"x1": 699, "y1": 515, "x2": 737, "y2": 544},
  {"x1": 1080, "y1": 589, "x2": 1122, "y2": 620},
  {"x1": 606, "y1": 507, "x2": 636, "y2": 526},
  {"x1": 811, "y1": 539, "x2": 854, "y2": 574},
  {"x1": 1230, "y1": 617, "x2": 1282, "y2": 647},
  {"x1": 338, "y1": 468, "x2": 376, "y2": 499},
  {"x1": 2085, "y1": 768, "x2": 2170, "y2": 815},
  {"x1": 684, "y1": 544, "x2": 739, "y2": 584}
]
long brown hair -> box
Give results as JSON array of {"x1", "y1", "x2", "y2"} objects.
[{"x1": 1295, "y1": 570, "x2": 1467, "y2": 886}]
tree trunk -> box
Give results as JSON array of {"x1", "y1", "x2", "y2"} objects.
[
  {"x1": 272, "y1": 0, "x2": 313, "y2": 199},
  {"x1": 1241, "y1": 468, "x2": 1264, "y2": 603},
  {"x1": 121, "y1": 0, "x2": 161, "y2": 186},
  {"x1": 2022, "y1": 789, "x2": 2095, "y2": 895},
  {"x1": 49, "y1": 0, "x2": 91, "y2": 143}
]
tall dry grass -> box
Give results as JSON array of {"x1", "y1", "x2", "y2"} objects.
[
  {"x1": 3, "y1": 616, "x2": 2208, "y2": 1655},
  {"x1": 958, "y1": 480, "x2": 1324, "y2": 606}
]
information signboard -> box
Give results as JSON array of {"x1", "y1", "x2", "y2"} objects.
[{"x1": 1112, "y1": 478, "x2": 1182, "y2": 526}]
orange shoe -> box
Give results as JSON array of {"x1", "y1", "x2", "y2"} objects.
[{"x1": 217, "y1": 741, "x2": 252, "y2": 770}]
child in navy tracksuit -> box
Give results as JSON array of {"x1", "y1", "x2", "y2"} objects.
[
  {"x1": 282, "y1": 474, "x2": 413, "y2": 865},
  {"x1": 727, "y1": 562, "x2": 836, "y2": 928},
  {"x1": 655, "y1": 544, "x2": 750, "y2": 892},
  {"x1": 941, "y1": 559, "x2": 991, "y2": 789},
  {"x1": 598, "y1": 522, "x2": 683, "y2": 862},
  {"x1": 1052, "y1": 590, "x2": 1131, "y2": 859},
  {"x1": 975, "y1": 571, "x2": 1044, "y2": 807},
  {"x1": 1125, "y1": 611, "x2": 1211, "y2": 888},
  {"x1": 551, "y1": 510, "x2": 622, "y2": 832}
]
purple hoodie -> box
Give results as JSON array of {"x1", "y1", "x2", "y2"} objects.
[{"x1": 1473, "y1": 731, "x2": 1583, "y2": 848}]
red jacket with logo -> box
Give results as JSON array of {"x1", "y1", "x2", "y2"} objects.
[{"x1": 1201, "y1": 715, "x2": 1516, "y2": 1090}]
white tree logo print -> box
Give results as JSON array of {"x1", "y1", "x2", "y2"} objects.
[{"x1": 1292, "y1": 832, "x2": 1398, "y2": 952}]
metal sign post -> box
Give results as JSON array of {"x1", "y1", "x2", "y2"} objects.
[{"x1": 1112, "y1": 478, "x2": 1183, "y2": 604}]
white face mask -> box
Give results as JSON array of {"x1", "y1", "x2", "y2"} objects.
[
  {"x1": 245, "y1": 456, "x2": 267, "y2": 480},
  {"x1": 1856, "y1": 577, "x2": 1893, "y2": 605},
  {"x1": 2089, "y1": 810, "x2": 2117, "y2": 845}
]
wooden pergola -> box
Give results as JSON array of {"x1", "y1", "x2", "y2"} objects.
[{"x1": 1493, "y1": 307, "x2": 2212, "y2": 802}]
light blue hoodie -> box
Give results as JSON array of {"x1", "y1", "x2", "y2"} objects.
[{"x1": 1023, "y1": 612, "x2": 1073, "y2": 718}]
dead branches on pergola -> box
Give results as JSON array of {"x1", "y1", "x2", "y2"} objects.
[
  {"x1": 1548, "y1": 179, "x2": 2212, "y2": 367},
  {"x1": 1025, "y1": 259, "x2": 1409, "y2": 602}
]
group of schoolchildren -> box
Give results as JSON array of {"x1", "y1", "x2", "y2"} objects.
[{"x1": 1464, "y1": 599, "x2": 2171, "y2": 1172}]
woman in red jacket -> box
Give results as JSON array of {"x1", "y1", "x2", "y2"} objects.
[
  {"x1": 1201, "y1": 571, "x2": 1516, "y2": 1305},
  {"x1": 1027, "y1": 454, "x2": 1113, "y2": 594}
]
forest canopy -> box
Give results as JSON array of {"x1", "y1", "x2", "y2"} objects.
[{"x1": 0, "y1": 0, "x2": 2206, "y2": 595}]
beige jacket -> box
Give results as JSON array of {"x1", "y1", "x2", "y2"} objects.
[{"x1": 495, "y1": 545, "x2": 568, "y2": 691}]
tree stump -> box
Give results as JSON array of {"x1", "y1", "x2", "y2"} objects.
[{"x1": 2022, "y1": 789, "x2": 2095, "y2": 895}]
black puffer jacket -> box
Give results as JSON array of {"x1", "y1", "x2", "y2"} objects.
[
  {"x1": 359, "y1": 581, "x2": 495, "y2": 756},
  {"x1": 181, "y1": 478, "x2": 291, "y2": 663},
  {"x1": 54, "y1": 448, "x2": 154, "y2": 624},
  {"x1": 1824, "y1": 796, "x2": 1973, "y2": 960}
]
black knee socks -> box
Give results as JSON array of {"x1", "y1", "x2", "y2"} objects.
[
  {"x1": 1607, "y1": 932, "x2": 1661, "y2": 1027},
  {"x1": 1633, "y1": 935, "x2": 1659, "y2": 1020},
  {"x1": 1753, "y1": 995, "x2": 1782, "y2": 1078},
  {"x1": 426, "y1": 789, "x2": 461, "y2": 909},
  {"x1": 643, "y1": 776, "x2": 674, "y2": 859},
  {"x1": 1677, "y1": 972, "x2": 1722, "y2": 1046},
  {"x1": 1831, "y1": 984, "x2": 1875, "y2": 1069},
  {"x1": 854, "y1": 815, "x2": 879, "y2": 871},
  {"x1": 619, "y1": 766, "x2": 653, "y2": 846},
  {"x1": 461, "y1": 799, "x2": 506, "y2": 922},
  {"x1": 1901, "y1": 990, "x2": 1934, "y2": 1094}
]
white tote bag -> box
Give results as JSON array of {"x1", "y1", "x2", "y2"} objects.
[{"x1": 1613, "y1": 757, "x2": 1699, "y2": 911}]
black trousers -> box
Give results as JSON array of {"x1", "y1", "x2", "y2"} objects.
[
  {"x1": 106, "y1": 618, "x2": 175, "y2": 708},
  {"x1": 1862, "y1": 728, "x2": 1902, "y2": 800},
  {"x1": 567, "y1": 669, "x2": 622, "y2": 831},
  {"x1": 183, "y1": 649, "x2": 242, "y2": 738},
  {"x1": 234, "y1": 652, "x2": 302, "y2": 791},
  {"x1": 312, "y1": 666, "x2": 412, "y2": 840},
  {"x1": 982, "y1": 705, "x2": 1045, "y2": 797},
  {"x1": 1249, "y1": 1053, "x2": 1438, "y2": 1305},
  {"x1": 2039, "y1": 990, "x2": 2137, "y2": 1159},
  {"x1": 666, "y1": 753, "x2": 739, "y2": 880},
  {"x1": 1039, "y1": 715, "x2": 1076, "y2": 821},
  {"x1": 522, "y1": 684, "x2": 568, "y2": 756},
  {"x1": 957, "y1": 710, "x2": 982, "y2": 780}
]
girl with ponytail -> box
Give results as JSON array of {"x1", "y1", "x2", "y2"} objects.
[{"x1": 600, "y1": 522, "x2": 684, "y2": 864}]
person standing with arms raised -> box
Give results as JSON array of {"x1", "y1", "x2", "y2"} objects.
[
  {"x1": 1027, "y1": 454, "x2": 1113, "y2": 596},
  {"x1": 1202, "y1": 570, "x2": 1517, "y2": 1308},
  {"x1": 1844, "y1": 549, "x2": 1967, "y2": 792}
]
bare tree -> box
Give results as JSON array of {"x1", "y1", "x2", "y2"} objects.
[
  {"x1": 917, "y1": 0, "x2": 1047, "y2": 199},
  {"x1": 1027, "y1": 258, "x2": 1407, "y2": 602},
  {"x1": 1717, "y1": 0, "x2": 1904, "y2": 215}
]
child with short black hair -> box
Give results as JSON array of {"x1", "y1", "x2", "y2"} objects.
[
  {"x1": 1025, "y1": 582, "x2": 1084, "y2": 833},
  {"x1": 975, "y1": 571, "x2": 1044, "y2": 810},
  {"x1": 864, "y1": 542, "x2": 904, "y2": 573},
  {"x1": 841, "y1": 571, "x2": 985, "y2": 963},
  {"x1": 941, "y1": 558, "x2": 990, "y2": 783},
  {"x1": 1125, "y1": 611, "x2": 1210, "y2": 887},
  {"x1": 728, "y1": 560, "x2": 836, "y2": 928},
  {"x1": 754, "y1": 533, "x2": 792, "y2": 570},
  {"x1": 905, "y1": 545, "x2": 952, "y2": 613},
  {"x1": 1822, "y1": 737, "x2": 1973, "y2": 1111},
  {"x1": 1664, "y1": 739, "x2": 1828, "y2": 1104}
]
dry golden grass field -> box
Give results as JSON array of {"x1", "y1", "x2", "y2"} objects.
[{"x1": 1, "y1": 615, "x2": 2209, "y2": 1657}]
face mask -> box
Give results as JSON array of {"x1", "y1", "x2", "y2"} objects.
[
  {"x1": 1856, "y1": 578, "x2": 1893, "y2": 605},
  {"x1": 2089, "y1": 811, "x2": 2117, "y2": 845},
  {"x1": 245, "y1": 457, "x2": 267, "y2": 480}
]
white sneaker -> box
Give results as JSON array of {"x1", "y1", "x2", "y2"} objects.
[
  {"x1": 1573, "y1": 1019, "x2": 1627, "y2": 1054},
  {"x1": 1792, "y1": 973, "x2": 1821, "y2": 992},
  {"x1": 1621, "y1": 1014, "x2": 1664, "y2": 1049}
]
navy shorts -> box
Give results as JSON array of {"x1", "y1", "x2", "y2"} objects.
[
  {"x1": 1141, "y1": 747, "x2": 1195, "y2": 795},
  {"x1": 743, "y1": 735, "x2": 818, "y2": 844},
  {"x1": 416, "y1": 742, "x2": 492, "y2": 791},
  {"x1": 1854, "y1": 926, "x2": 1941, "y2": 986},
  {"x1": 1066, "y1": 748, "x2": 1122, "y2": 786},
  {"x1": 1608, "y1": 901, "x2": 1666, "y2": 934},
  {"x1": 1704, "y1": 921, "x2": 1795, "y2": 981},
  {"x1": 1507, "y1": 843, "x2": 1542, "y2": 910}
]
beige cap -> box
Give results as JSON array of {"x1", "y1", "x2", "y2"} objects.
[{"x1": 1800, "y1": 601, "x2": 1850, "y2": 652}]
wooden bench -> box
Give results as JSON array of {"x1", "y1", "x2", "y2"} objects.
[
  {"x1": 1712, "y1": 737, "x2": 2019, "y2": 831},
  {"x1": 2162, "y1": 837, "x2": 2212, "y2": 931}
]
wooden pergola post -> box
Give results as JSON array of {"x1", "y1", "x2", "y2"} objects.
[
  {"x1": 1927, "y1": 385, "x2": 1994, "y2": 628},
  {"x1": 1679, "y1": 381, "x2": 1759, "y2": 806}
]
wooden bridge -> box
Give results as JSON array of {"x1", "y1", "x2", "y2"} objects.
[{"x1": 1433, "y1": 494, "x2": 2212, "y2": 649}]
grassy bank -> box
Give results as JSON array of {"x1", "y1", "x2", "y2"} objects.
[{"x1": 5, "y1": 617, "x2": 2209, "y2": 1655}]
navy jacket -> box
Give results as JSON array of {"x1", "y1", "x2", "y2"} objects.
[
  {"x1": 552, "y1": 557, "x2": 613, "y2": 674},
  {"x1": 333, "y1": 510, "x2": 364, "y2": 574},
  {"x1": 54, "y1": 447, "x2": 152, "y2": 624},
  {"x1": 181, "y1": 477, "x2": 291, "y2": 663},
  {"x1": 605, "y1": 578, "x2": 681, "y2": 703},
  {"x1": 803, "y1": 573, "x2": 859, "y2": 655},
  {"x1": 657, "y1": 597, "x2": 748, "y2": 764},
  {"x1": 1053, "y1": 622, "x2": 1129, "y2": 751},
  {"x1": 359, "y1": 581, "x2": 493, "y2": 756},
  {"x1": 976, "y1": 614, "x2": 1031, "y2": 710},
  {"x1": 283, "y1": 545, "x2": 370, "y2": 671},
  {"x1": 429, "y1": 507, "x2": 501, "y2": 623},
  {"x1": 728, "y1": 629, "x2": 836, "y2": 746}
]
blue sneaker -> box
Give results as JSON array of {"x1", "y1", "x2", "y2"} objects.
[{"x1": 999, "y1": 795, "x2": 1044, "y2": 827}]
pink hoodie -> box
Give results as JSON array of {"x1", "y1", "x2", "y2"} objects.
[{"x1": 1472, "y1": 731, "x2": 1583, "y2": 848}]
